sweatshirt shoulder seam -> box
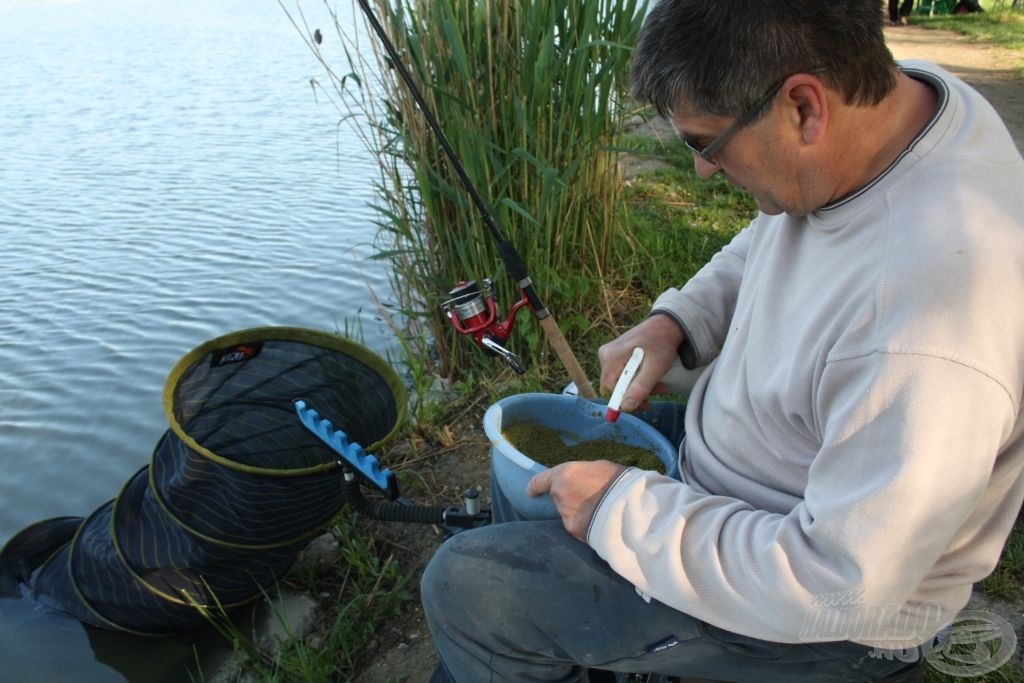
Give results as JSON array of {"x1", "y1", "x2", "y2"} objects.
[{"x1": 826, "y1": 348, "x2": 1017, "y2": 408}]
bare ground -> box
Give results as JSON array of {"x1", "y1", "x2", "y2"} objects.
[
  {"x1": 347, "y1": 26, "x2": 1024, "y2": 683},
  {"x1": 349, "y1": 410, "x2": 492, "y2": 683}
]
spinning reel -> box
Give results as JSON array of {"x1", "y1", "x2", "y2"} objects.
[{"x1": 443, "y1": 279, "x2": 530, "y2": 374}]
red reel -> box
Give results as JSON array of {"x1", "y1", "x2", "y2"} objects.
[{"x1": 443, "y1": 280, "x2": 529, "y2": 373}]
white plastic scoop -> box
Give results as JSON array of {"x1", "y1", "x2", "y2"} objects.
[{"x1": 605, "y1": 347, "x2": 645, "y2": 422}]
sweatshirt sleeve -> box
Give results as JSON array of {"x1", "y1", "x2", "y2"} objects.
[
  {"x1": 586, "y1": 351, "x2": 1019, "y2": 645},
  {"x1": 650, "y1": 224, "x2": 752, "y2": 368}
]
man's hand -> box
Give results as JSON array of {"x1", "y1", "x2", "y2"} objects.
[
  {"x1": 527, "y1": 460, "x2": 626, "y2": 541},
  {"x1": 597, "y1": 314, "x2": 686, "y2": 414}
]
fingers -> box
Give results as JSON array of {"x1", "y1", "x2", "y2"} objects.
[
  {"x1": 598, "y1": 315, "x2": 687, "y2": 413},
  {"x1": 527, "y1": 468, "x2": 552, "y2": 498},
  {"x1": 597, "y1": 338, "x2": 634, "y2": 395},
  {"x1": 597, "y1": 346, "x2": 664, "y2": 412},
  {"x1": 530, "y1": 461, "x2": 627, "y2": 542}
]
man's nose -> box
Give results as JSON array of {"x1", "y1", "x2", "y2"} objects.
[{"x1": 694, "y1": 155, "x2": 719, "y2": 179}]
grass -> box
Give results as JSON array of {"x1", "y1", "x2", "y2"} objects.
[
  {"x1": 614, "y1": 130, "x2": 755, "y2": 299},
  {"x1": 924, "y1": 663, "x2": 1023, "y2": 682},
  {"x1": 200, "y1": 507, "x2": 415, "y2": 682},
  {"x1": 982, "y1": 517, "x2": 1024, "y2": 600}
]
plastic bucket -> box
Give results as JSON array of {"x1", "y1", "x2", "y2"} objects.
[{"x1": 484, "y1": 393, "x2": 678, "y2": 520}]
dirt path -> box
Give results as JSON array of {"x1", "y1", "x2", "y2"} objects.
[{"x1": 885, "y1": 24, "x2": 1023, "y2": 149}]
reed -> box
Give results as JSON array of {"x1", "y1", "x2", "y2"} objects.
[{"x1": 358, "y1": 0, "x2": 645, "y2": 382}]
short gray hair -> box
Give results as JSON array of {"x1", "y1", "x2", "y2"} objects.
[{"x1": 631, "y1": 0, "x2": 897, "y2": 119}]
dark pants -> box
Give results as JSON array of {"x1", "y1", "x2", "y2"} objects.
[
  {"x1": 889, "y1": 0, "x2": 915, "y2": 22},
  {"x1": 421, "y1": 402, "x2": 923, "y2": 682}
]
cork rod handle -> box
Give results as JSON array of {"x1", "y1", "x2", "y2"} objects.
[{"x1": 537, "y1": 315, "x2": 597, "y2": 398}]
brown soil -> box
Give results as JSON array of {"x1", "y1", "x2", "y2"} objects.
[{"x1": 348, "y1": 26, "x2": 1024, "y2": 683}]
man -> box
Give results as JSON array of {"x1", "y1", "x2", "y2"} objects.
[{"x1": 421, "y1": 1, "x2": 1024, "y2": 681}]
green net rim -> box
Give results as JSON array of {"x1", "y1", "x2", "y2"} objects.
[{"x1": 162, "y1": 326, "x2": 408, "y2": 477}]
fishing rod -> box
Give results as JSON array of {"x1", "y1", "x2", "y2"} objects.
[{"x1": 355, "y1": 0, "x2": 597, "y2": 398}]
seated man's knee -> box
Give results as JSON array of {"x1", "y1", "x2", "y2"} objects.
[
  {"x1": 421, "y1": 526, "x2": 499, "y2": 619},
  {"x1": 420, "y1": 532, "x2": 460, "y2": 615}
]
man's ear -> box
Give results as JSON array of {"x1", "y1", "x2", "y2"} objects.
[{"x1": 782, "y1": 73, "x2": 828, "y2": 145}]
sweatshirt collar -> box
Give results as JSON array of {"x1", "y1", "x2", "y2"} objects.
[{"x1": 809, "y1": 62, "x2": 951, "y2": 229}]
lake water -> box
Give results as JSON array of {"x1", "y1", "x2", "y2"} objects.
[{"x1": 0, "y1": 0, "x2": 396, "y2": 678}]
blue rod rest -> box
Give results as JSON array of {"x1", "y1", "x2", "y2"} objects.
[{"x1": 294, "y1": 399, "x2": 395, "y2": 495}]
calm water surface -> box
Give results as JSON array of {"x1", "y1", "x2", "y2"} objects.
[{"x1": 0, "y1": 0, "x2": 395, "y2": 678}]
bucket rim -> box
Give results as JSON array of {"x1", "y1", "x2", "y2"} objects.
[{"x1": 484, "y1": 391, "x2": 677, "y2": 471}]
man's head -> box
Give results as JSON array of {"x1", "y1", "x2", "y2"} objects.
[
  {"x1": 631, "y1": 0, "x2": 897, "y2": 121},
  {"x1": 632, "y1": 0, "x2": 904, "y2": 216}
]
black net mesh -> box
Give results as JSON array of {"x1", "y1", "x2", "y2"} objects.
[
  {"x1": 0, "y1": 327, "x2": 406, "y2": 634},
  {"x1": 170, "y1": 335, "x2": 401, "y2": 470}
]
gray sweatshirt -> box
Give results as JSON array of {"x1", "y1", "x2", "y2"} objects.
[{"x1": 588, "y1": 61, "x2": 1024, "y2": 648}]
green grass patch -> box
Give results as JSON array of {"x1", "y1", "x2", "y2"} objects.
[
  {"x1": 924, "y1": 664, "x2": 1023, "y2": 682},
  {"x1": 982, "y1": 518, "x2": 1024, "y2": 600},
  {"x1": 923, "y1": 656, "x2": 1022, "y2": 682},
  {"x1": 615, "y1": 131, "x2": 755, "y2": 302},
  {"x1": 209, "y1": 508, "x2": 414, "y2": 682}
]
